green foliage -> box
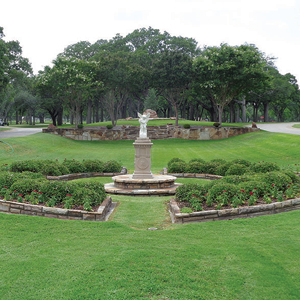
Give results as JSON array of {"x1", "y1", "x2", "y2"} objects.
[
  {"x1": 168, "y1": 161, "x2": 187, "y2": 173},
  {"x1": 262, "y1": 172, "x2": 291, "y2": 191},
  {"x1": 231, "y1": 159, "x2": 252, "y2": 167},
  {"x1": 62, "y1": 159, "x2": 85, "y2": 173},
  {"x1": 103, "y1": 160, "x2": 122, "y2": 173},
  {"x1": 189, "y1": 158, "x2": 206, "y2": 164},
  {"x1": 180, "y1": 207, "x2": 193, "y2": 213},
  {"x1": 225, "y1": 163, "x2": 248, "y2": 176},
  {"x1": 106, "y1": 124, "x2": 113, "y2": 129},
  {"x1": 213, "y1": 122, "x2": 220, "y2": 127},
  {"x1": 77, "y1": 124, "x2": 84, "y2": 129},
  {"x1": 185, "y1": 161, "x2": 205, "y2": 173},
  {"x1": 167, "y1": 158, "x2": 185, "y2": 168},
  {"x1": 183, "y1": 124, "x2": 190, "y2": 129},
  {"x1": 206, "y1": 182, "x2": 238, "y2": 206},
  {"x1": 251, "y1": 161, "x2": 280, "y2": 173},
  {"x1": 83, "y1": 159, "x2": 104, "y2": 173}
]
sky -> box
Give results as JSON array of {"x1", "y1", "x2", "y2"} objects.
[{"x1": 1, "y1": 0, "x2": 300, "y2": 83}]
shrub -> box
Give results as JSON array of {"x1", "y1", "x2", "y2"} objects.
[
  {"x1": 83, "y1": 160, "x2": 105, "y2": 173},
  {"x1": 283, "y1": 170, "x2": 300, "y2": 183},
  {"x1": 10, "y1": 160, "x2": 43, "y2": 173},
  {"x1": 186, "y1": 162, "x2": 206, "y2": 173},
  {"x1": 231, "y1": 159, "x2": 252, "y2": 167},
  {"x1": 175, "y1": 183, "x2": 203, "y2": 202},
  {"x1": 213, "y1": 122, "x2": 220, "y2": 128},
  {"x1": 106, "y1": 124, "x2": 113, "y2": 129},
  {"x1": 183, "y1": 124, "x2": 190, "y2": 129},
  {"x1": 206, "y1": 182, "x2": 238, "y2": 206},
  {"x1": 103, "y1": 160, "x2": 122, "y2": 173},
  {"x1": 62, "y1": 159, "x2": 85, "y2": 174},
  {"x1": 262, "y1": 171, "x2": 291, "y2": 192},
  {"x1": 77, "y1": 124, "x2": 84, "y2": 129},
  {"x1": 237, "y1": 181, "x2": 267, "y2": 198},
  {"x1": 167, "y1": 158, "x2": 185, "y2": 168},
  {"x1": 189, "y1": 158, "x2": 205, "y2": 164},
  {"x1": 168, "y1": 161, "x2": 187, "y2": 173},
  {"x1": 202, "y1": 162, "x2": 219, "y2": 175},
  {"x1": 251, "y1": 161, "x2": 280, "y2": 173},
  {"x1": 210, "y1": 159, "x2": 227, "y2": 165},
  {"x1": 221, "y1": 175, "x2": 253, "y2": 185},
  {"x1": 9, "y1": 178, "x2": 45, "y2": 195},
  {"x1": 225, "y1": 164, "x2": 248, "y2": 176},
  {"x1": 215, "y1": 163, "x2": 231, "y2": 176}
]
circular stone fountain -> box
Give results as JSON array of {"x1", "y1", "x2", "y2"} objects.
[
  {"x1": 105, "y1": 174, "x2": 181, "y2": 196},
  {"x1": 104, "y1": 112, "x2": 181, "y2": 196}
]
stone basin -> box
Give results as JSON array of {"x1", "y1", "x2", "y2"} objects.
[{"x1": 104, "y1": 174, "x2": 181, "y2": 196}]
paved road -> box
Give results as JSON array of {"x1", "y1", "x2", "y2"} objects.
[
  {"x1": 254, "y1": 122, "x2": 300, "y2": 135},
  {"x1": 0, "y1": 127, "x2": 43, "y2": 139}
]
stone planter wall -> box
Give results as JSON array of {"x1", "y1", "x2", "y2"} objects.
[
  {"x1": 0, "y1": 197, "x2": 112, "y2": 221},
  {"x1": 169, "y1": 198, "x2": 300, "y2": 223},
  {"x1": 42, "y1": 125, "x2": 259, "y2": 141}
]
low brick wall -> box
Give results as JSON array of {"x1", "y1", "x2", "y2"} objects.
[
  {"x1": 0, "y1": 197, "x2": 112, "y2": 221},
  {"x1": 169, "y1": 198, "x2": 300, "y2": 223},
  {"x1": 42, "y1": 125, "x2": 259, "y2": 141}
]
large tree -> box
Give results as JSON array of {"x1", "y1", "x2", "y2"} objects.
[
  {"x1": 193, "y1": 43, "x2": 269, "y2": 125},
  {"x1": 151, "y1": 50, "x2": 194, "y2": 125}
]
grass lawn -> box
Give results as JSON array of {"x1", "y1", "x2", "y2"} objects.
[
  {"x1": 293, "y1": 124, "x2": 300, "y2": 128},
  {"x1": 0, "y1": 130, "x2": 299, "y2": 173},
  {"x1": 1, "y1": 131, "x2": 300, "y2": 299}
]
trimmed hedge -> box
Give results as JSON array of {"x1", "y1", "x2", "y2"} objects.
[{"x1": 9, "y1": 159, "x2": 122, "y2": 175}]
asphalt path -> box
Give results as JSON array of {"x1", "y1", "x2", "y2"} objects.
[
  {"x1": 0, "y1": 127, "x2": 43, "y2": 139},
  {"x1": 253, "y1": 122, "x2": 300, "y2": 135}
]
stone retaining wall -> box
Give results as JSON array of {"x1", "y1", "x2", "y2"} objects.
[
  {"x1": 169, "y1": 198, "x2": 300, "y2": 223},
  {"x1": 43, "y1": 125, "x2": 259, "y2": 141},
  {"x1": 0, "y1": 197, "x2": 112, "y2": 221}
]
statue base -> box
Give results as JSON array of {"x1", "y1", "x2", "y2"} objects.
[{"x1": 132, "y1": 137, "x2": 154, "y2": 179}]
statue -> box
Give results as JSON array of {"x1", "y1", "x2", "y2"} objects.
[{"x1": 138, "y1": 112, "x2": 150, "y2": 138}]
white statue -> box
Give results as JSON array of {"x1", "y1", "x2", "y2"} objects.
[{"x1": 138, "y1": 112, "x2": 150, "y2": 138}]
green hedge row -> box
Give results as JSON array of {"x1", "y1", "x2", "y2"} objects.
[
  {"x1": 3, "y1": 159, "x2": 122, "y2": 176},
  {"x1": 0, "y1": 171, "x2": 106, "y2": 211},
  {"x1": 176, "y1": 170, "x2": 300, "y2": 212},
  {"x1": 168, "y1": 158, "x2": 282, "y2": 176}
]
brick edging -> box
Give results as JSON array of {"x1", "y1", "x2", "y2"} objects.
[
  {"x1": 0, "y1": 196, "x2": 112, "y2": 221},
  {"x1": 169, "y1": 197, "x2": 300, "y2": 223}
]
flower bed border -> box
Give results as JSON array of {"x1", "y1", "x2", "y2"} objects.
[
  {"x1": 0, "y1": 197, "x2": 112, "y2": 221},
  {"x1": 169, "y1": 197, "x2": 300, "y2": 223}
]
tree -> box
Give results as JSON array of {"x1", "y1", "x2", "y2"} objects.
[
  {"x1": 151, "y1": 50, "x2": 194, "y2": 125},
  {"x1": 193, "y1": 43, "x2": 269, "y2": 125},
  {"x1": 37, "y1": 58, "x2": 103, "y2": 128}
]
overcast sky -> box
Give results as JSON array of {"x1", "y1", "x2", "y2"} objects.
[{"x1": 1, "y1": 0, "x2": 300, "y2": 83}]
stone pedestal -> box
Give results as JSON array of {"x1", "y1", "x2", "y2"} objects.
[{"x1": 132, "y1": 137, "x2": 153, "y2": 179}]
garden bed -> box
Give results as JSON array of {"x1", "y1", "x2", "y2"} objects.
[
  {"x1": 169, "y1": 197, "x2": 300, "y2": 223},
  {"x1": 0, "y1": 196, "x2": 112, "y2": 221}
]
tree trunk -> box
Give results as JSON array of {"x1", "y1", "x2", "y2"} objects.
[
  {"x1": 241, "y1": 96, "x2": 246, "y2": 123},
  {"x1": 86, "y1": 99, "x2": 92, "y2": 124},
  {"x1": 16, "y1": 110, "x2": 19, "y2": 125},
  {"x1": 57, "y1": 107, "x2": 63, "y2": 126},
  {"x1": 263, "y1": 102, "x2": 269, "y2": 122}
]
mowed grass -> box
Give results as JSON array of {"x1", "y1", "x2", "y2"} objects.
[
  {"x1": 1, "y1": 131, "x2": 300, "y2": 299},
  {"x1": 0, "y1": 130, "x2": 300, "y2": 173},
  {"x1": 1, "y1": 211, "x2": 300, "y2": 299}
]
